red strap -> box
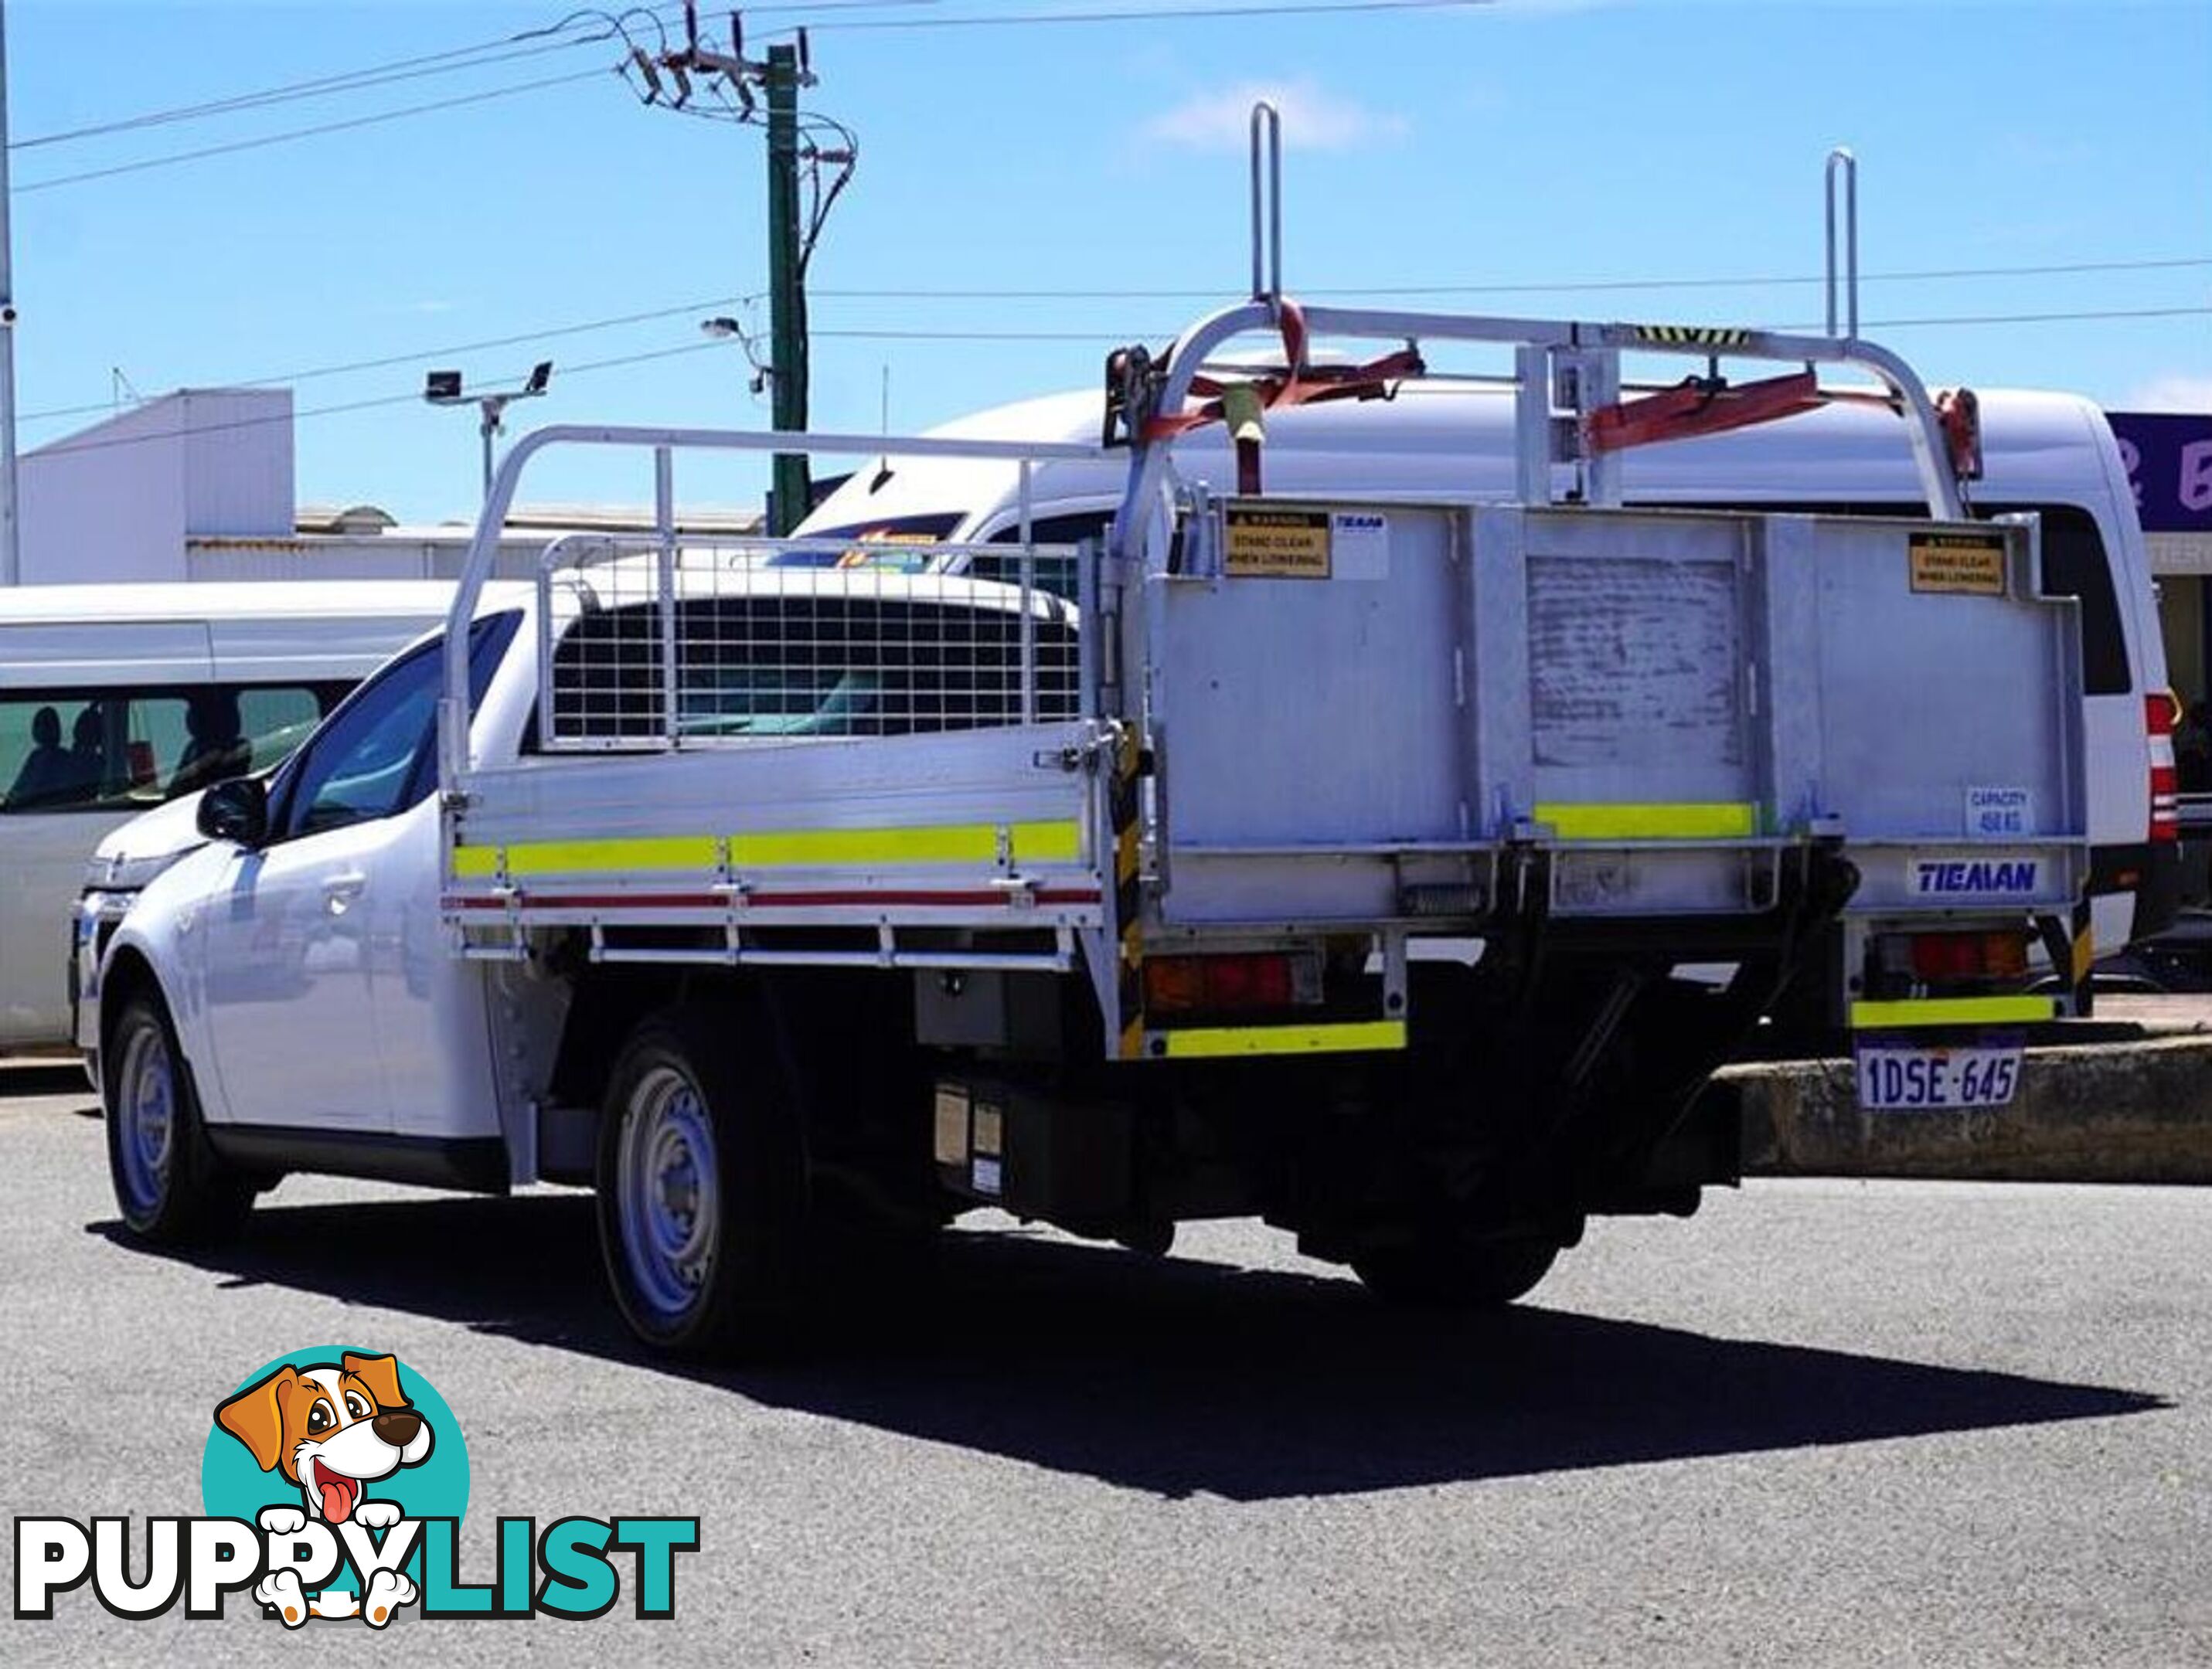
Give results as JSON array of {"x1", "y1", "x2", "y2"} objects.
[
  {"x1": 1141, "y1": 301, "x2": 1423, "y2": 443},
  {"x1": 1584, "y1": 370, "x2": 1825, "y2": 455}
]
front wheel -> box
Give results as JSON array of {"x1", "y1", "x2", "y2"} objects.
[
  {"x1": 104, "y1": 992, "x2": 255, "y2": 1242},
  {"x1": 595, "y1": 1004, "x2": 806, "y2": 1357},
  {"x1": 1350, "y1": 1232, "x2": 1560, "y2": 1310}
]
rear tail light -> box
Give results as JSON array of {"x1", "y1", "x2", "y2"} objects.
[
  {"x1": 2149, "y1": 690, "x2": 2182, "y2": 844},
  {"x1": 1144, "y1": 953, "x2": 1317, "y2": 1016},
  {"x1": 1904, "y1": 930, "x2": 2029, "y2": 984}
]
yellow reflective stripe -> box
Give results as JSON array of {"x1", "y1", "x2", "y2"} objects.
[
  {"x1": 1535, "y1": 801, "x2": 1758, "y2": 841},
  {"x1": 1849, "y1": 996, "x2": 2055, "y2": 1030},
  {"x1": 1155, "y1": 1020, "x2": 1407, "y2": 1059},
  {"x1": 727, "y1": 819, "x2": 1079, "y2": 868},
  {"x1": 452, "y1": 818, "x2": 1083, "y2": 879},
  {"x1": 452, "y1": 836, "x2": 717, "y2": 879}
]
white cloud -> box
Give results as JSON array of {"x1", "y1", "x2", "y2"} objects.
[
  {"x1": 1144, "y1": 80, "x2": 1407, "y2": 153},
  {"x1": 2127, "y1": 374, "x2": 2212, "y2": 413}
]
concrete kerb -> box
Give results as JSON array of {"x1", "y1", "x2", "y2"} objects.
[{"x1": 1725, "y1": 1032, "x2": 2212, "y2": 1184}]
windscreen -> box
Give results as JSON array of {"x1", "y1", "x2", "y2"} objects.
[{"x1": 762, "y1": 513, "x2": 965, "y2": 571}]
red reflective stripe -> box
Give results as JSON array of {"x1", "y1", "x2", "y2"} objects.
[{"x1": 447, "y1": 888, "x2": 1102, "y2": 911}]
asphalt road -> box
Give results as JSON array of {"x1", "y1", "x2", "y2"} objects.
[{"x1": 2, "y1": 1060, "x2": 2207, "y2": 1667}]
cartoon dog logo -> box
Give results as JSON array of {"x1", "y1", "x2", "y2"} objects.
[{"x1": 215, "y1": 1351, "x2": 431, "y2": 1626}]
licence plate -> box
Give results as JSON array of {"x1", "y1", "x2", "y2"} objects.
[{"x1": 1854, "y1": 1038, "x2": 2022, "y2": 1110}]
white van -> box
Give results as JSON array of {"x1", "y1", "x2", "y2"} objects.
[
  {"x1": 0, "y1": 582, "x2": 457, "y2": 1052},
  {"x1": 795, "y1": 382, "x2": 2182, "y2": 957}
]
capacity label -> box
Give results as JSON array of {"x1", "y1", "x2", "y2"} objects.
[
  {"x1": 1908, "y1": 532, "x2": 2007, "y2": 596},
  {"x1": 1967, "y1": 785, "x2": 2035, "y2": 837}
]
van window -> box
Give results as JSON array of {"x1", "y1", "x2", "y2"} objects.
[
  {"x1": 547, "y1": 594, "x2": 1080, "y2": 744},
  {"x1": 2023, "y1": 504, "x2": 2130, "y2": 696},
  {"x1": 0, "y1": 683, "x2": 348, "y2": 815}
]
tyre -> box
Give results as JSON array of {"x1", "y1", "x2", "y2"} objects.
[
  {"x1": 104, "y1": 991, "x2": 255, "y2": 1243},
  {"x1": 595, "y1": 1004, "x2": 807, "y2": 1357},
  {"x1": 1349, "y1": 1232, "x2": 1560, "y2": 1310}
]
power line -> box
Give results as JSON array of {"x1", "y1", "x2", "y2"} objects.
[
  {"x1": 1839, "y1": 304, "x2": 2212, "y2": 330},
  {"x1": 811, "y1": 255, "x2": 2212, "y2": 301},
  {"x1": 20, "y1": 300, "x2": 2207, "y2": 465},
  {"x1": 9, "y1": 35, "x2": 594, "y2": 151},
  {"x1": 24, "y1": 338, "x2": 734, "y2": 461},
  {"x1": 6, "y1": 2, "x2": 1475, "y2": 192},
  {"x1": 788, "y1": 0, "x2": 1492, "y2": 32},
  {"x1": 16, "y1": 292, "x2": 759, "y2": 427},
  {"x1": 801, "y1": 304, "x2": 2212, "y2": 340},
  {"x1": 15, "y1": 69, "x2": 614, "y2": 195},
  {"x1": 7, "y1": 2, "x2": 929, "y2": 153},
  {"x1": 22, "y1": 270, "x2": 2205, "y2": 430}
]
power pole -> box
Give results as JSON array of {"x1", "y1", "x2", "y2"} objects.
[
  {"x1": 641, "y1": 12, "x2": 849, "y2": 536},
  {"x1": 763, "y1": 43, "x2": 808, "y2": 535},
  {"x1": 0, "y1": 0, "x2": 21, "y2": 586}
]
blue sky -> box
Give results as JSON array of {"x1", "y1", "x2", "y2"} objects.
[{"x1": 8, "y1": 0, "x2": 2209, "y2": 522}]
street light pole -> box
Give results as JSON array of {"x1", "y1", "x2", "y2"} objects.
[{"x1": 426, "y1": 362, "x2": 552, "y2": 502}]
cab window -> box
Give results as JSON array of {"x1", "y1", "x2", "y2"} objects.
[{"x1": 269, "y1": 613, "x2": 518, "y2": 841}]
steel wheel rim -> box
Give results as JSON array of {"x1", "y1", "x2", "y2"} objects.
[
  {"x1": 115, "y1": 1019, "x2": 175, "y2": 1214},
  {"x1": 617, "y1": 1064, "x2": 720, "y2": 1321}
]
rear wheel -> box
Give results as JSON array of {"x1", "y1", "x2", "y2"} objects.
[
  {"x1": 104, "y1": 992, "x2": 255, "y2": 1242},
  {"x1": 595, "y1": 1004, "x2": 806, "y2": 1357},
  {"x1": 1350, "y1": 1232, "x2": 1560, "y2": 1310}
]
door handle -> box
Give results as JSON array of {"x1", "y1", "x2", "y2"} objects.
[{"x1": 322, "y1": 872, "x2": 367, "y2": 912}]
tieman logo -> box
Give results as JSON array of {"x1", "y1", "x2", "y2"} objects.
[
  {"x1": 1913, "y1": 858, "x2": 2039, "y2": 896},
  {"x1": 13, "y1": 1346, "x2": 697, "y2": 1627}
]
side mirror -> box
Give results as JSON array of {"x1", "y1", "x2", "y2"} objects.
[{"x1": 196, "y1": 777, "x2": 269, "y2": 848}]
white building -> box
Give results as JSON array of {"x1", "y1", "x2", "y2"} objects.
[{"x1": 17, "y1": 388, "x2": 757, "y2": 585}]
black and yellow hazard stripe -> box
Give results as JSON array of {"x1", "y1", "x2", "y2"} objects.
[
  {"x1": 1629, "y1": 325, "x2": 1754, "y2": 348},
  {"x1": 2068, "y1": 892, "x2": 2095, "y2": 1019},
  {"x1": 1110, "y1": 728, "x2": 1145, "y2": 1060}
]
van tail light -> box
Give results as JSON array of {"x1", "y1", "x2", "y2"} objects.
[
  {"x1": 2149, "y1": 690, "x2": 2182, "y2": 844},
  {"x1": 1904, "y1": 931, "x2": 2029, "y2": 984}
]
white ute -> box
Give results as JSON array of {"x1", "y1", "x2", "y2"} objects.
[{"x1": 92, "y1": 267, "x2": 2117, "y2": 1355}]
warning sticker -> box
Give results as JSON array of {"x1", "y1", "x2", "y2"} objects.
[
  {"x1": 1225, "y1": 505, "x2": 1332, "y2": 578},
  {"x1": 1908, "y1": 532, "x2": 2007, "y2": 597}
]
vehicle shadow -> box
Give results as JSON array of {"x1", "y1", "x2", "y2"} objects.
[
  {"x1": 91, "y1": 1194, "x2": 2166, "y2": 1501},
  {"x1": 1, "y1": 1060, "x2": 97, "y2": 1105}
]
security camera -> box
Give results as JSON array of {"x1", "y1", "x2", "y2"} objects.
[{"x1": 0, "y1": 304, "x2": 18, "y2": 328}]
